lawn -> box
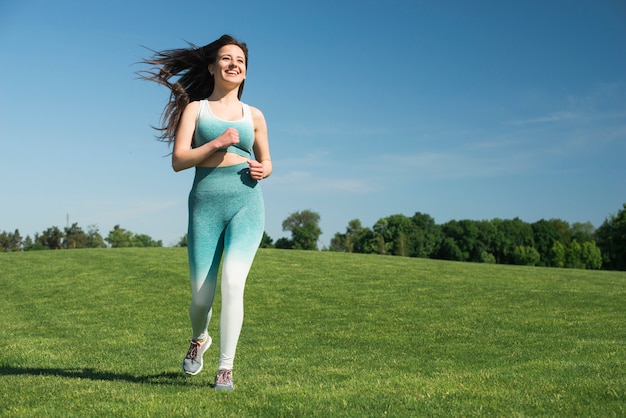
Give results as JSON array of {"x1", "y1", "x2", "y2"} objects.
[{"x1": 1, "y1": 248, "x2": 624, "y2": 416}]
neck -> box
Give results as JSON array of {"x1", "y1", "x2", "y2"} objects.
[{"x1": 208, "y1": 85, "x2": 240, "y2": 103}]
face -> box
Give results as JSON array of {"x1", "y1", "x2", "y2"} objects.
[{"x1": 209, "y1": 44, "x2": 247, "y2": 84}]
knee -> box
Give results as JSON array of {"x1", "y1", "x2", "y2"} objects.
[
  {"x1": 190, "y1": 292, "x2": 213, "y2": 311},
  {"x1": 222, "y1": 279, "x2": 245, "y2": 301}
]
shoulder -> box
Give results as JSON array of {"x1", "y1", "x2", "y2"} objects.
[
  {"x1": 247, "y1": 104, "x2": 266, "y2": 122},
  {"x1": 184, "y1": 100, "x2": 202, "y2": 112},
  {"x1": 180, "y1": 101, "x2": 203, "y2": 121},
  {"x1": 178, "y1": 101, "x2": 203, "y2": 127}
]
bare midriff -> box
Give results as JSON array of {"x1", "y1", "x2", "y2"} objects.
[{"x1": 197, "y1": 151, "x2": 249, "y2": 168}]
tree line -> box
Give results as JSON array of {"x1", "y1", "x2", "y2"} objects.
[
  {"x1": 0, "y1": 223, "x2": 162, "y2": 251},
  {"x1": 267, "y1": 205, "x2": 626, "y2": 271},
  {"x1": 327, "y1": 204, "x2": 626, "y2": 271},
  {"x1": 2, "y1": 203, "x2": 625, "y2": 271}
]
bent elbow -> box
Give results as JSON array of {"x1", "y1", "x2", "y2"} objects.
[{"x1": 171, "y1": 155, "x2": 185, "y2": 172}]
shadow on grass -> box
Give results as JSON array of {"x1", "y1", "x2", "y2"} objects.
[{"x1": 0, "y1": 364, "x2": 209, "y2": 387}]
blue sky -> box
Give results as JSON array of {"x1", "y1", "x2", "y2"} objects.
[{"x1": 1, "y1": 0, "x2": 625, "y2": 247}]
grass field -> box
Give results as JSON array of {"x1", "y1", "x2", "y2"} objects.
[{"x1": 1, "y1": 248, "x2": 624, "y2": 417}]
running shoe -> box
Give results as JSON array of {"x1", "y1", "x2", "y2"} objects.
[
  {"x1": 214, "y1": 369, "x2": 234, "y2": 391},
  {"x1": 182, "y1": 336, "x2": 212, "y2": 375}
]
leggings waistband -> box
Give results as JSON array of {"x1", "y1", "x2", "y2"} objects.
[{"x1": 192, "y1": 162, "x2": 259, "y2": 192}]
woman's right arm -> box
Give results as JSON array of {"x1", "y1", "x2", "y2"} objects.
[{"x1": 171, "y1": 102, "x2": 239, "y2": 172}]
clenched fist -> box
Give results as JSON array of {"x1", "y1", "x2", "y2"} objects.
[
  {"x1": 215, "y1": 127, "x2": 240, "y2": 149},
  {"x1": 248, "y1": 159, "x2": 266, "y2": 180}
]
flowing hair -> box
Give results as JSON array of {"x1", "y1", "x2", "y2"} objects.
[{"x1": 137, "y1": 34, "x2": 249, "y2": 144}]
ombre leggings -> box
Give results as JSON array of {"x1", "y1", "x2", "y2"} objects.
[{"x1": 187, "y1": 163, "x2": 264, "y2": 370}]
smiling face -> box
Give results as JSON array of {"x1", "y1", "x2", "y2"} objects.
[{"x1": 209, "y1": 44, "x2": 247, "y2": 85}]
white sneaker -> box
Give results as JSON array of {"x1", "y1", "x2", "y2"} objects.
[
  {"x1": 214, "y1": 369, "x2": 234, "y2": 391},
  {"x1": 182, "y1": 337, "x2": 212, "y2": 375}
]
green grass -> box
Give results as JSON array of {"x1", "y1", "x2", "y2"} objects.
[{"x1": 1, "y1": 248, "x2": 624, "y2": 417}]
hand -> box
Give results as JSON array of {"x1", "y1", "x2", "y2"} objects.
[
  {"x1": 215, "y1": 128, "x2": 240, "y2": 148},
  {"x1": 247, "y1": 159, "x2": 265, "y2": 180}
]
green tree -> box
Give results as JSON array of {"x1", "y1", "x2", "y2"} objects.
[
  {"x1": 132, "y1": 234, "x2": 163, "y2": 247},
  {"x1": 410, "y1": 212, "x2": 442, "y2": 258},
  {"x1": 532, "y1": 219, "x2": 566, "y2": 267},
  {"x1": 329, "y1": 231, "x2": 349, "y2": 252},
  {"x1": 176, "y1": 234, "x2": 188, "y2": 247},
  {"x1": 550, "y1": 241, "x2": 566, "y2": 268},
  {"x1": 481, "y1": 251, "x2": 496, "y2": 264},
  {"x1": 64, "y1": 223, "x2": 87, "y2": 249},
  {"x1": 0, "y1": 229, "x2": 22, "y2": 252},
  {"x1": 24, "y1": 234, "x2": 46, "y2": 251},
  {"x1": 513, "y1": 245, "x2": 540, "y2": 266},
  {"x1": 563, "y1": 240, "x2": 602, "y2": 270},
  {"x1": 492, "y1": 218, "x2": 534, "y2": 265},
  {"x1": 370, "y1": 218, "x2": 392, "y2": 254},
  {"x1": 570, "y1": 221, "x2": 595, "y2": 244},
  {"x1": 436, "y1": 237, "x2": 464, "y2": 261},
  {"x1": 21, "y1": 235, "x2": 32, "y2": 251},
  {"x1": 595, "y1": 203, "x2": 626, "y2": 271},
  {"x1": 260, "y1": 232, "x2": 274, "y2": 248},
  {"x1": 106, "y1": 225, "x2": 134, "y2": 248},
  {"x1": 274, "y1": 237, "x2": 294, "y2": 249},
  {"x1": 475, "y1": 220, "x2": 498, "y2": 263},
  {"x1": 85, "y1": 225, "x2": 107, "y2": 248},
  {"x1": 373, "y1": 214, "x2": 416, "y2": 257},
  {"x1": 457, "y1": 219, "x2": 493, "y2": 262},
  {"x1": 345, "y1": 219, "x2": 365, "y2": 252},
  {"x1": 438, "y1": 221, "x2": 461, "y2": 260},
  {"x1": 37, "y1": 226, "x2": 64, "y2": 250},
  {"x1": 330, "y1": 219, "x2": 371, "y2": 253},
  {"x1": 361, "y1": 229, "x2": 385, "y2": 254},
  {"x1": 565, "y1": 241, "x2": 585, "y2": 269},
  {"x1": 552, "y1": 219, "x2": 573, "y2": 247},
  {"x1": 435, "y1": 219, "x2": 483, "y2": 263},
  {"x1": 282, "y1": 210, "x2": 321, "y2": 250},
  {"x1": 580, "y1": 241, "x2": 602, "y2": 270}
]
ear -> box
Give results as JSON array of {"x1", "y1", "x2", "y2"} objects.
[{"x1": 208, "y1": 63, "x2": 214, "y2": 76}]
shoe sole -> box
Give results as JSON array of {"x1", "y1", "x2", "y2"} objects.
[{"x1": 184, "y1": 365, "x2": 203, "y2": 376}]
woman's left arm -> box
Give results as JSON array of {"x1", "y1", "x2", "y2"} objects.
[{"x1": 248, "y1": 106, "x2": 272, "y2": 180}]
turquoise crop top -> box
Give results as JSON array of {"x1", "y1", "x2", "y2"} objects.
[{"x1": 192, "y1": 100, "x2": 254, "y2": 158}]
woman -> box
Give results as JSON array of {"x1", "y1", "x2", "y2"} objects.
[{"x1": 140, "y1": 34, "x2": 272, "y2": 391}]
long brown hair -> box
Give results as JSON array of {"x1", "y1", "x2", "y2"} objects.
[{"x1": 138, "y1": 34, "x2": 249, "y2": 144}]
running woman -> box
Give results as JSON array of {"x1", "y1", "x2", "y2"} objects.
[{"x1": 140, "y1": 34, "x2": 272, "y2": 391}]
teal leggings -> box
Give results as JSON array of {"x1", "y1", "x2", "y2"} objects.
[{"x1": 187, "y1": 163, "x2": 264, "y2": 370}]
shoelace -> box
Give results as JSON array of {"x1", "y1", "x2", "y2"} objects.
[
  {"x1": 215, "y1": 369, "x2": 232, "y2": 385},
  {"x1": 186, "y1": 340, "x2": 201, "y2": 360}
]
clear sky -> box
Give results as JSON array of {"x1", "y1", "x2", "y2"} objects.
[{"x1": 1, "y1": 0, "x2": 625, "y2": 247}]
